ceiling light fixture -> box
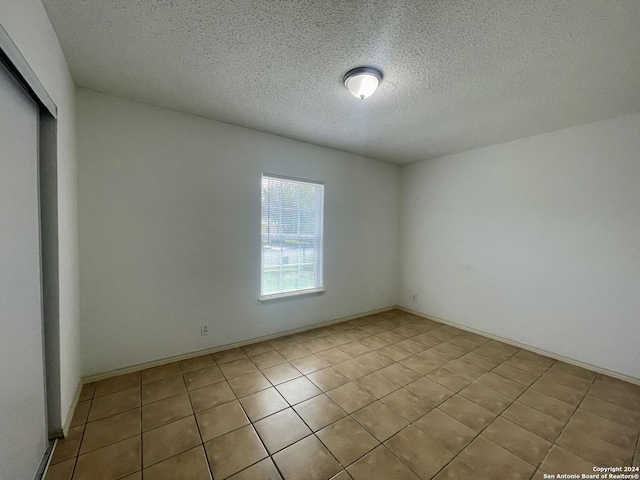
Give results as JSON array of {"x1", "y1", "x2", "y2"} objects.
[{"x1": 343, "y1": 67, "x2": 383, "y2": 100}]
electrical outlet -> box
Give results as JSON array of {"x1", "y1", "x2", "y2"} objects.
[
  {"x1": 201, "y1": 325, "x2": 209, "y2": 336},
  {"x1": 412, "y1": 294, "x2": 417, "y2": 302}
]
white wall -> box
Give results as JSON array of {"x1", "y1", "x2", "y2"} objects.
[
  {"x1": 401, "y1": 112, "x2": 640, "y2": 380},
  {"x1": 0, "y1": 1, "x2": 81, "y2": 429},
  {"x1": 76, "y1": 88, "x2": 400, "y2": 376}
]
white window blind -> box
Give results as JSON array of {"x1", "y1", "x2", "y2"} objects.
[{"x1": 261, "y1": 174, "x2": 324, "y2": 297}]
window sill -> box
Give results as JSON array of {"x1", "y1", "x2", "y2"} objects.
[{"x1": 259, "y1": 288, "x2": 326, "y2": 303}]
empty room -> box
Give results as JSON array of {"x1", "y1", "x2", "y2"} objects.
[{"x1": 1, "y1": 0, "x2": 639, "y2": 479}]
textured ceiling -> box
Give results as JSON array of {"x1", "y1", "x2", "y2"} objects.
[{"x1": 42, "y1": 0, "x2": 640, "y2": 164}]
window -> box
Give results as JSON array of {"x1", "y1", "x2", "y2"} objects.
[{"x1": 261, "y1": 174, "x2": 324, "y2": 298}]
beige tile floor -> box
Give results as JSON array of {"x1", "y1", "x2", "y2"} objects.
[{"x1": 45, "y1": 309, "x2": 640, "y2": 480}]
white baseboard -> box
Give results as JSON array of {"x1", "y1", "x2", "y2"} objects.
[
  {"x1": 82, "y1": 306, "x2": 396, "y2": 384},
  {"x1": 398, "y1": 305, "x2": 640, "y2": 386}
]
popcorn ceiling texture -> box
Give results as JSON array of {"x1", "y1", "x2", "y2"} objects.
[{"x1": 42, "y1": 0, "x2": 640, "y2": 164}]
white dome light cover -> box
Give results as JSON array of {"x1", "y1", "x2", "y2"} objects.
[{"x1": 344, "y1": 67, "x2": 383, "y2": 100}]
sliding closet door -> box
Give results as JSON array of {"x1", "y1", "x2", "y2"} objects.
[{"x1": 0, "y1": 61, "x2": 48, "y2": 479}]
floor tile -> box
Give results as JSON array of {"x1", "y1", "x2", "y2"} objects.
[
  {"x1": 458, "y1": 436, "x2": 536, "y2": 480},
  {"x1": 380, "y1": 388, "x2": 433, "y2": 422},
  {"x1": 78, "y1": 383, "x2": 96, "y2": 402},
  {"x1": 549, "y1": 362, "x2": 597, "y2": 381},
  {"x1": 262, "y1": 363, "x2": 302, "y2": 384},
  {"x1": 542, "y1": 369, "x2": 593, "y2": 392},
  {"x1": 228, "y1": 458, "x2": 282, "y2": 480},
  {"x1": 377, "y1": 345, "x2": 413, "y2": 362},
  {"x1": 317, "y1": 417, "x2": 379, "y2": 467},
  {"x1": 405, "y1": 377, "x2": 455, "y2": 406},
  {"x1": 80, "y1": 408, "x2": 141, "y2": 454},
  {"x1": 458, "y1": 382, "x2": 512, "y2": 414},
  {"x1": 530, "y1": 375, "x2": 586, "y2": 406},
  {"x1": 338, "y1": 341, "x2": 372, "y2": 358},
  {"x1": 413, "y1": 408, "x2": 477, "y2": 454},
  {"x1": 228, "y1": 371, "x2": 271, "y2": 397},
  {"x1": 88, "y1": 387, "x2": 141, "y2": 421},
  {"x1": 330, "y1": 471, "x2": 353, "y2": 480},
  {"x1": 568, "y1": 408, "x2": 638, "y2": 451},
  {"x1": 142, "y1": 392, "x2": 193, "y2": 431},
  {"x1": 375, "y1": 331, "x2": 407, "y2": 344},
  {"x1": 326, "y1": 382, "x2": 376, "y2": 414},
  {"x1": 412, "y1": 333, "x2": 443, "y2": 348},
  {"x1": 294, "y1": 394, "x2": 347, "y2": 431},
  {"x1": 253, "y1": 408, "x2": 311, "y2": 454},
  {"x1": 94, "y1": 372, "x2": 141, "y2": 398},
  {"x1": 539, "y1": 445, "x2": 597, "y2": 476},
  {"x1": 276, "y1": 376, "x2": 322, "y2": 405},
  {"x1": 516, "y1": 388, "x2": 575, "y2": 422},
  {"x1": 308, "y1": 367, "x2": 350, "y2": 391},
  {"x1": 239, "y1": 387, "x2": 289, "y2": 421},
  {"x1": 44, "y1": 458, "x2": 74, "y2": 480},
  {"x1": 482, "y1": 416, "x2": 551, "y2": 465},
  {"x1": 438, "y1": 395, "x2": 496, "y2": 432},
  {"x1": 269, "y1": 336, "x2": 298, "y2": 350},
  {"x1": 491, "y1": 362, "x2": 540, "y2": 386},
  {"x1": 204, "y1": 425, "x2": 268, "y2": 479},
  {"x1": 183, "y1": 365, "x2": 225, "y2": 391},
  {"x1": 142, "y1": 445, "x2": 211, "y2": 480},
  {"x1": 351, "y1": 401, "x2": 409, "y2": 442},
  {"x1": 316, "y1": 347, "x2": 354, "y2": 365},
  {"x1": 196, "y1": 399, "x2": 249, "y2": 442},
  {"x1": 385, "y1": 425, "x2": 454, "y2": 479},
  {"x1": 444, "y1": 359, "x2": 488, "y2": 381},
  {"x1": 579, "y1": 394, "x2": 640, "y2": 428},
  {"x1": 53, "y1": 315, "x2": 640, "y2": 480},
  {"x1": 141, "y1": 375, "x2": 186, "y2": 405},
  {"x1": 356, "y1": 351, "x2": 394, "y2": 370},
  {"x1": 70, "y1": 400, "x2": 90, "y2": 427},
  {"x1": 355, "y1": 372, "x2": 402, "y2": 399},
  {"x1": 276, "y1": 343, "x2": 313, "y2": 362},
  {"x1": 291, "y1": 354, "x2": 330, "y2": 375},
  {"x1": 501, "y1": 401, "x2": 565, "y2": 442},
  {"x1": 251, "y1": 350, "x2": 287, "y2": 370},
  {"x1": 342, "y1": 327, "x2": 371, "y2": 341},
  {"x1": 460, "y1": 352, "x2": 501, "y2": 371},
  {"x1": 212, "y1": 348, "x2": 247, "y2": 364},
  {"x1": 399, "y1": 338, "x2": 432, "y2": 355},
  {"x1": 399, "y1": 356, "x2": 440, "y2": 375},
  {"x1": 475, "y1": 372, "x2": 527, "y2": 399},
  {"x1": 417, "y1": 348, "x2": 453, "y2": 367},
  {"x1": 377, "y1": 363, "x2": 421, "y2": 386},
  {"x1": 347, "y1": 445, "x2": 419, "y2": 480},
  {"x1": 273, "y1": 435, "x2": 342, "y2": 480},
  {"x1": 432, "y1": 458, "x2": 490, "y2": 480},
  {"x1": 179, "y1": 354, "x2": 216, "y2": 373},
  {"x1": 141, "y1": 362, "x2": 181, "y2": 384},
  {"x1": 73, "y1": 436, "x2": 140, "y2": 480},
  {"x1": 358, "y1": 336, "x2": 390, "y2": 350},
  {"x1": 431, "y1": 341, "x2": 467, "y2": 359},
  {"x1": 426, "y1": 368, "x2": 472, "y2": 392},
  {"x1": 589, "y1": 376, "x2": 640, "y2": 411},
  {"x1": 333, "y1": 359, "x2": 371, "y2": 380},
  {"x1": 219, "y1": 358, "x2": 260, "y2": 379},
  {"x1": 51, "y1": 425, "x2": 84, "y2": 464},
  {"x1": 188, "y1": 381, "x2": 235, "y2": 412},
  {"x1": 242, "y1": 341, "x2": 274, "y2": 357},
  {"x1": 556, "y1": 425, "x2": 632, "y2": 466},
  {"x1": 142, "y1": 415, "x2": 201, "y2": 468}
]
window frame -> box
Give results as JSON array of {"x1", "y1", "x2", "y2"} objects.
[{"x1": 259, "y1": 173, "x2": 325, "y2": 302}]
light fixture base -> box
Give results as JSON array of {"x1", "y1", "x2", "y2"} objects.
[{"x1": 343, "y1": 67, "x2": 383, "y2": 100}]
